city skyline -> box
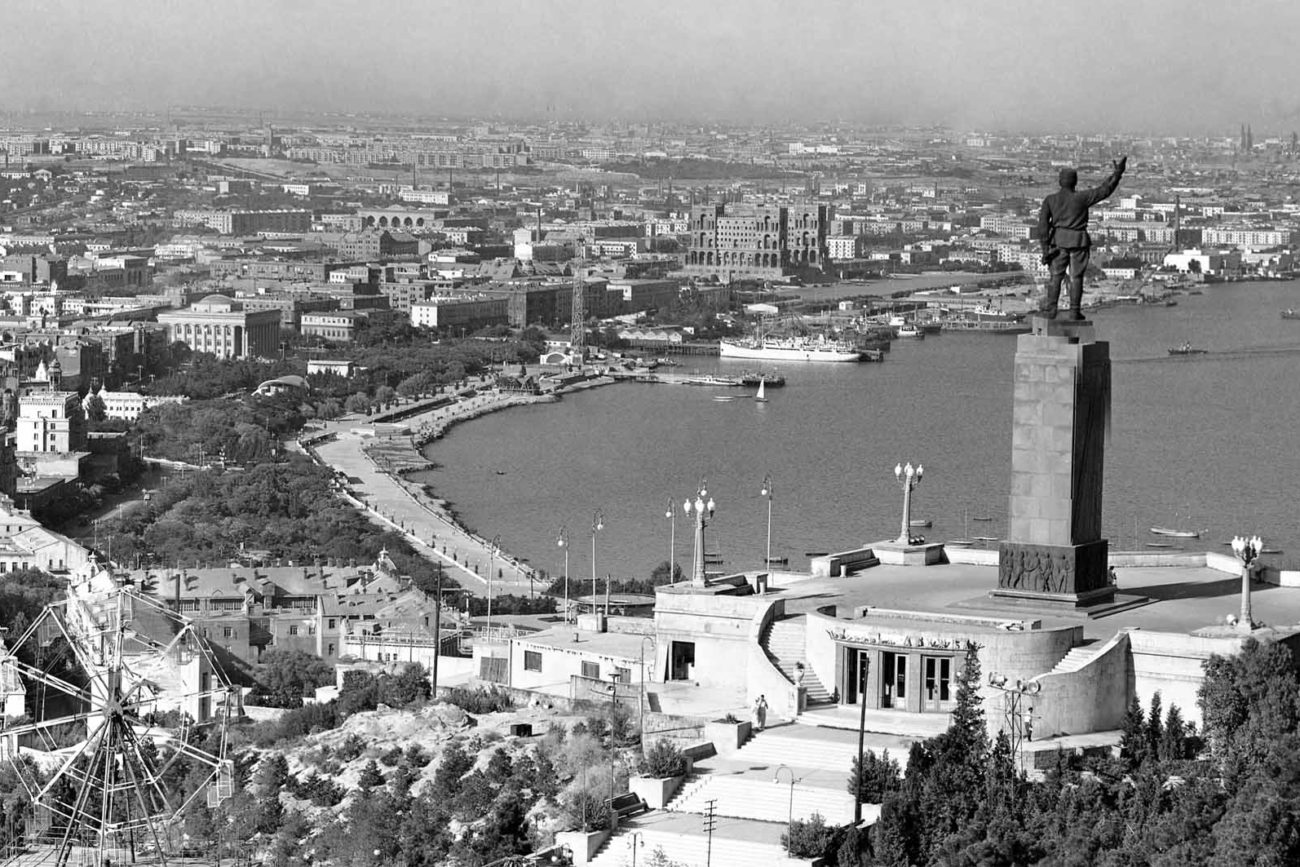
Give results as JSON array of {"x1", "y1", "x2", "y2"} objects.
[{"x1": 3, "y1": 0, "x2": 1299, "y2": 136}]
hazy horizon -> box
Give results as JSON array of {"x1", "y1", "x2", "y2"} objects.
[{"x1": 3, "y1": 0, "x2": 1296, "y2": 137}]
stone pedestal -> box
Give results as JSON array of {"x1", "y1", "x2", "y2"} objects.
[
  {"x1": 993, "y1": 317, "x2": 1112, "y2": 607},
  {"x1": 873, "y1": 540, "x2": 946, "y2": 566}
]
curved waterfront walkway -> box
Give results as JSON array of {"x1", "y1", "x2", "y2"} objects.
[{"x1": 303, "y1": 376, "x2": 613, "y2": 598}]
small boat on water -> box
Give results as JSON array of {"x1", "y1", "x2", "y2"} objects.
[
  {"x1": 739, "y1": 371, "x2": 786, "y2": 387},
  {"x1": 897, "y1": 325, "x2": 924, "y2": 339},
  {"x1": 1261, "y1": 548, "x2": 1283, "y2": 555},
  {"x1": 910, "y1": 519, "x2": 932, "y2": 528},
  {"x1": 1146, "y1": 542, "x2": 1175, "y2": 549},
  {"x1": 946, "y1": 539, "x2": 975, "y2": 548},
  {"x1": 971, "y1": 516, "x2": 994, "y2": 522},
  {"x1": 765, "y1": 555, "x2": 789, "y2": 566},
  {"x1": 973, "y1": 535, "x2": 999, "y2": 543},
  {"x1": 1151, "y1": 527, "x2": 1200, "y2": 538},
  {"x1": 1283, "y1": 309, "x2": 1300, "y2": 320},
  {"x1": 754, "y1": 380, "x2": 768, "y2": 403},
  {"x1": 1168, "y1": 342, "x2": 1207, "y2": 356},
  {"x1": 712, "y1": 395, "x2": 736, "y2": 402}
]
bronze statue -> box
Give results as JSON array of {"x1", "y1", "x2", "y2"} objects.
[{"x1": 1037, "y1": 156, "x2": 1127, "y2": 320}]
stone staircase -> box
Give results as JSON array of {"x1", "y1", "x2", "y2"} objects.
[
  {"x1": 1050, "y1": 640, "x2": 1105, "y2": 674},
  {"x1": 731, "y1": 726, "x2": 912, "y2": 774},
  {"x1": 763, "y1": 616, "x2": 833, "y2": 705},
  {"x1": 667, "y1": 773, "x2": 856, "y2": 824},
  {"x1": 589, "y1": 819, "x2": 810, "y2": 867}
]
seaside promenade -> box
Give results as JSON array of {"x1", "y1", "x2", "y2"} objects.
[{"x1": 304, "y1": 376, "x2": 610, "y2": 600}]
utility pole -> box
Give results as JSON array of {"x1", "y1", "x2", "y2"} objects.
[
  {"x1": 430, "y1": 563, "x2": 443, "y2": 697},
  {"x1": 703, "y1": 799, "x2": 717, "y2": 867},
  {"x1": 854, "y1": 654, "x2": 870, "y2": 824}
]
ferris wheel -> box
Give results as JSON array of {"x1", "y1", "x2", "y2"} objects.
[{"x1": 1, "y1": 580, "x2": 238, "y2": 866}]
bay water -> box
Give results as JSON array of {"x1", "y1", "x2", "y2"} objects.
[{"x1": 417, "y1": 280, "x2": 1300, "y2": 585}]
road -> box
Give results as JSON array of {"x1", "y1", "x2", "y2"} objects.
[{"x1": 307, "y1": 388, "x2": 559, "y2": 599}]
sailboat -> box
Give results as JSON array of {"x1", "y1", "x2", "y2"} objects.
[
  {"x1": 949, "y1": 508, "x2": 976, "y2": 547},
  {"x1": 754, "y1": 379, "x2": 768, "y2": 403}
]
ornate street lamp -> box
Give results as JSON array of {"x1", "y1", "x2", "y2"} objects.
[
  {"x1": 760, "y1": 474, "x2": 774, "y2": 570},
  {"x1": 591, "y1": 510, "x2": 605, "y2": 614},
  {"x1": 557, "y1": 526, "x2": 569, "y2": 623},
  {"x1": 665, "y1": 496, "x2": 676, "y2": 581},
  {"x1": 893, "y1": 462, "x2": 924, "y2": 545},
  {"x1": 486, "y1": 534, "x2": 500, "y2": 637},
  {"x1": 1231, "y1": 535, "x2": 1263, "y2": 631},
  {"x1": 683, "y1": 479, "x2": 716, "y2": 587}
]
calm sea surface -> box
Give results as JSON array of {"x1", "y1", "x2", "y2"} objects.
[{"x1": 417, "y1": 280, "x2": 1300, "y2": 584}]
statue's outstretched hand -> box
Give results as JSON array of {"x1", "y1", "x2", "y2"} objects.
[{"x1": 1114, "y1": 155, "x2": 1128, "y2": 174}]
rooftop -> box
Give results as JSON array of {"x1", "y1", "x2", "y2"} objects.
[{"x1": 760, "y1": 552, "x2": 1300, "y2": 641}]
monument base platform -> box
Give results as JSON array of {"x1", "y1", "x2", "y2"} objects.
[
  {"x1": 952, "y1": 589, "x2": 1154, "y2": 620},
  {"x1": 872, "y1": 540, "x2": 945, "y2": 566}
]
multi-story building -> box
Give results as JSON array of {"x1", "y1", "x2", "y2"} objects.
[
  {"x1": 410, "y1": 296, "x2": 509, "y2": 332},
  {"x1": 17, "y1": 391, "x2": 86, "y2": 454},
  {"x1": 173, "y1": 209, "x2": 312, "y2": 235},
  {"x1": 683, "y1": 202, "x2": 831, "y2": 281},
  {"x1": 96, "y1": 391, "x2": 187, "y2": 421},
  {"x1": 826, "y1": 235, "x2": 866, "y2": 261},
  {"x1": 332, "y1": 230, "x2": 421, "y2": 261},
  {"x1": 1202, "y1": 228, "x2": 1292, "y2": 248},
  {"x1": 157, "y1": 295, "x2": 282, "y2": 360},
  {"x1": 301, "y1": 310, "x2": 367, "y2": 342}
]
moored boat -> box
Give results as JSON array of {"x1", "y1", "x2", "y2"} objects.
[
  {"x1": 1167, "y1": 342, "x2": 1206, "y2": 356},
  {"x1": 1283, "y1": 309, "x2": 1300, "y2": 320},
  {"x1": 1151, "y1": 527, "x2": 1200, "y2": 538},
  {"x1": 719, "y1": 334, "x2": 862, "y2": 362}
]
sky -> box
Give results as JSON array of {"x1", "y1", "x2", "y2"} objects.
[{"x1": 3, "y1": 0, "x2": 1298, "y2": 135}]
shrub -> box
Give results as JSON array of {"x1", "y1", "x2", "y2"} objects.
[
  {"x1": 781, "y1": 812, "x2": 835, "y2": 859},
  {"x1": 336, "y1": 733, "x2": 366, "y2": 762},
  {"x1": 440, "y1": 686, "x2": 514, "y2": 714},
  {"x1": 848, "y1": 749, "x2": 902, "y2": 803},
  {"x1": 561, "y1": 789, "x2": 612, "y2": 832},
  {"x1": 639, "y1": 740, "x2": 687, "y2": 779}
]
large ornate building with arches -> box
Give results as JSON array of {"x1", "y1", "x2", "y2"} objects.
[{"x1": 684, "y1": 202, "x2": 832, "y2": 282}]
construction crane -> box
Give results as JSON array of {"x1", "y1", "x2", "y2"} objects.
[{"x1": 570, "y1": 272, "x2": 586, "y2": 367}]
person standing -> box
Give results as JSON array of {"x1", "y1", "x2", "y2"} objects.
[
  {"x1": 753, "y1": 694, "x2": 769, "y2": 732},
  {"x1": 1037, "y1": 156, "x2": 1128, "y2": 320}
]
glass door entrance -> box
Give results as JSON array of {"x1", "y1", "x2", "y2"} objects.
[
  {"x1": 881, "y1": 652, "x2": 907, "y2": 709},
  {"x1": 922, "y1": 656, "x2": 952, "y2": 711}
]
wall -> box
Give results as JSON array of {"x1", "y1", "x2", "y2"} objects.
[
  {"x1": 1031, "y1": 631, "x2": 1131, "y2": 739},
  {"x1": 653, "y1": 588, "x2": 768, "y2": 690},
  {"x1": 744, "y1": 597, "x2": 798, "y2": 718},
  {"x1": 508, "y1": 637, "x2": 647, "y2": 695},
  {"x1": 1127, "y1": 629, "x2": 1249, "y2": 727}
]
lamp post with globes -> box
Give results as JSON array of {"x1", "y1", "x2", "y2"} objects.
[
  {"x1": 591, "y1": 510, "x2": 605, "y2": 615},
  {"x1": 665, "y1": 496, "x2": 677, "y2": 580},
  {"x1": 894, "y1": 462, "x2": 924, "y2": 544},
  {"x1": 557, "y1": 526, "x2": 569, "y2": 623},
  {"x1": 487, "y1": 535, "x2": 500, "y2": 637},
  {"x1": 760, "y1": 474, "x2": 774, "y2": 570},
  {"x1": 1231, "y1": 535, "x2": 1263, "y2": 631},
  {"x1": 683, "y1": 480, "x2": 716, "y2": 587}
]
